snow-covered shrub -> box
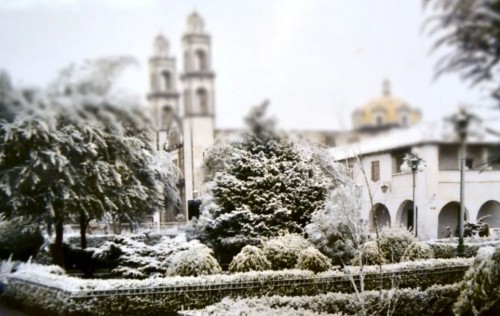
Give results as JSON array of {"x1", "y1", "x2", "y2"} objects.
[
  {"x1": 0, "y1": 217, "x2": 43, "y2": 261},
  {"x1": 401, "y1": 242, "x2": 434, "y2": 262},
  {"x1": 453, "y1": 246, "x2": 500, "y2": 315},
  {"x1": 16, "y1": 261, "x2": 66, "y2": 276},
  {"x1": 428, "y1": 239, "x2": 500, "y2": 259},
  {"x1": 306, "y1": 184, "x2": 368, "y2": 266},
  {"x1": 203, "y1": 283, "x2": 462, "y2": 316},
  {"x1": 263, "y1": 234, "x2": 312, "y2": 270},
  {"x1": 4, "y1": 258, "x2": 470, "y2": 315},
  {"x1": 295, "y1": 247, "x2": 333, "y2": 273},
  {"x1": 90, "y1": 233, "x2": 198, "y2": 278},
  {"x1": 351, "y1": 241, "x2": 386, "y2": 266},
  {"x1": 379, "y1": 227, "x2": 416, "y2": 263},
  {"x1": 228, "y1": 245, "x2": 271, "y2": 273},
  {"x1": 167, "y1": 243, "x2": 221, "y2": 276}
]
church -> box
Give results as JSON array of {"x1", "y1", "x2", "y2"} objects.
[
  {"x1": 147, "y1": 12, "x2": 215, "y2": 222},
  {"x1": 148, "y1": 13, "x2": 500, "y2": 238}
]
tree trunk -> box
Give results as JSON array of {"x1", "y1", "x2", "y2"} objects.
[
  {"x1": 52, "y1": 220, "x2": 65, "y2": 268},
  {"x1": 79, "y1": 211, "x2": 88, "y2": 249}
]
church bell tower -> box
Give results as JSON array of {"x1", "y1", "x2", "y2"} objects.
[
  {"x1": 148, "y1": 34, "x2": 184, "y2": 222},
  {"x1": 181, "y1": 12, "x2": 216, "y2": 210}
]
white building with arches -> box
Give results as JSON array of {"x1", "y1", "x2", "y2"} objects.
[{"x1": 330, "y1": 121, "x2": 500, "y2": 240}]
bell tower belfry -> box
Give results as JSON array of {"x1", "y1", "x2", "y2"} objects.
[
  {"x1": 148, "y1": 34, "x2": 184, "y2": 222},
  {"x1": 181, "y1": 12, "x2": 216, "y2": 209}
]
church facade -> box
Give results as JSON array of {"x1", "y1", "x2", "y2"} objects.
[{"x1": 148, "y1": 12, "x2": 215, "y2": 221}]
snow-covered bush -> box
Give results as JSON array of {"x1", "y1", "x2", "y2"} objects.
[
  {"x1": 379, "y1": 227, "x2": 416, "y2": 263},
  {"x1": 454, "y1": 246, "x2": 500, "y2": 315},
  {"x1": 351, "y1": 241, "x2": 386, "y2": 266},
  {"x1": 204, "y1": 283, "x2": 462, "y2": 316},
  {"x1": 4, "y1": 257, "x2": 470, "y2": 315},
  {"x1": 295, "y1": 247, "x2": 333, "y2": 273},
  {"x1": 262, "y1": 234, "x2": 312, "y2": 270},
  {"x1": 90, "y1": 233, "x2": 198, "y2": 278},
  {"x1": 228, "y1": 245, "x2": 271, "y2": 273},
  {"x1": 306, "y1": 184, "x2": 368, "y2": 266},
  {"x1": 401, "y1": 242, "x2": 434, "y2": 262},
  {"x1": 428, "y1": 239, "x2": 500, "y2": 259},
  {"x1": 0, "y1": 217, "x2": 43, "y2": 261},
  {"x1": 167, "y1": 243, "x2": 221, "y2": 277},
  {"x1": 15, "y1": 261, "x2": 66, "y2": 276}
]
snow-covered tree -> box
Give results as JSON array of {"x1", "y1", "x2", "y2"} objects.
[
  {"x1": 0, "y1": 61, "x2": 179, "y2": 266},
  {"x1": 306, "y1": 183, "x2": 367, "y2": 266},
  {"x1": 197, "y1": 102, "x2": 329, "y2": 259},
  {"x1": 228, "y1": 245, "x2": 271, "y2": 273}
]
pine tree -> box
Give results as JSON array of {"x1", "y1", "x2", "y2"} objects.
[{"x1": 198, "y1": 102, "x2": 328, "y2": 259}]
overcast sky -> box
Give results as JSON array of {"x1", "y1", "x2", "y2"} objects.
[{"x1": 0, "y1": 0, "x2": 495, "y2": 130}]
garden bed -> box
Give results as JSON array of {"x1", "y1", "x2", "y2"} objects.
[{"x1": 2, "y1": 258, "x2": 472, "y2": 316}]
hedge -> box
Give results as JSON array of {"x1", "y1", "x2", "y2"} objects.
[
  {"x1": 428, "y1": 239, "x2": 500, "y2": 259},
  {"x1": 193, "y1": 283, "x2": 463, "y2": 316},
  {"x1": 3, "y1": 258, "x2": 471, "y2": 316}
]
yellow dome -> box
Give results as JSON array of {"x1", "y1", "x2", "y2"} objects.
[{"x1": 352, "y1": 79, "x2": 421, "y2": 130}]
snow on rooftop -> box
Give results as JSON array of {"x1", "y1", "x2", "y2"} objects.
[{"x1": 329, "y1": 120, "x2": 499, "y2": 160}]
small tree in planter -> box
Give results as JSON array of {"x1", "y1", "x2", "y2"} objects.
[
  {"x1": 229, "y1": 245, "x2": 271, "y2": 273},
  {"x1": 296, "y1": 247, "x2": 333, "y2": 273}
]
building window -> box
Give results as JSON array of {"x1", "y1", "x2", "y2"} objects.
[
  {"x1": 184, "y1": 51, "x2": 190, "y2": 71},
  {"x1": 392, "y1": 151, "x2": 407, "y2": 173},
  {"x1": 184, "y1": 90, "x2": 191, "y2": 115},
  {"x1": 196, "y1": 88, "x2": 208, "y2": 114},
  {"x1": 371, "y1": 160, "x2": 380, "y2": 182},
  {"x1": 161, "y1": 106, "x2": 172, "y2": 129},
  {"x1": 162, "y1": 71, "x2": 171, "y2": 91},
  {"x1": 375, "y1": 114, "x2": 384, "y2": 126},
  {"x1": 195, "y1": 49, "x2": 207, "y2": 70},
  {"x1": 465, "y1": 158, "x2": 473, "y2": 170}
]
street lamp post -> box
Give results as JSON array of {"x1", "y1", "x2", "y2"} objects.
[
  {"x1": 447, "y1": 107, "x2": 475, "y2": 256},
  {"x1": 401, "y1": 153, "x2": 426, "y2": 237}
]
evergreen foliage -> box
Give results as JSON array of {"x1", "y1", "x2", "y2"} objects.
[
  {"x1": 454, "y1": 246, "x2": 500, "y2": 315},
  {"x1": 0, "y1": 62, "x2": 179, "y2": 266},
  {"x1": 425, "y1": 0, "x2": 500, "y2": 105},
  {"x1": 401, "y1": 242, "x2": 434, "y2": 262},
  {"x1": 351, "y1": 241, "x2": 386, "y2": 266},
  {"x1": 228, "y1": 245, "x2": 271, "y2": 273},
  {"x1": 197, "y1": 102, "x2": 328, "y2": 257},
  {"x1": 306, "y1": 184, "x2": 367, "y2": 266},
  {"x1": 166, "y1": 243, "x2": 222, "y2": 277},
  {"x1": 378, "y1": 227, "x2": 416, "y2": 263},
  {"x1": 295, "y1": 247, "x2": 333, "y2": 273},
  {"x1": 262, "y1": 234, "x2": 312, "y2": 270},
  {"x1": 0, "y1": 217, "x2": 43, "y2": 261}
]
